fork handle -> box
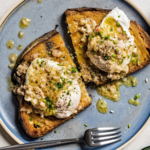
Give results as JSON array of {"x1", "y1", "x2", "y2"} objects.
[{"x1": 0, "y1": 138, "x2": 84, "y2": 150}]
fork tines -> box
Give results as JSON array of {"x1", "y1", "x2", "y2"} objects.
[{"x1": 85, "y1": 127, "x2": 122, "y2": 147}]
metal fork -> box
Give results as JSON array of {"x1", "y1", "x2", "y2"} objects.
[{"x1": 0, "y1": 127, "x2": 122, "y2": 150}]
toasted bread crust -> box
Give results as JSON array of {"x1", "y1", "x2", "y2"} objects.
[
  {"x1": 65, "y1": 7, "x2": 111, "y2": 14},
  {"x1": 13, "y1": 29, "x2": 91, "y2": 138},
  {"x1": 65, "y1": 7, "x2": 150, "y2": 85}
]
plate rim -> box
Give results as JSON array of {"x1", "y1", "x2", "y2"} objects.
[{"x1": 0, "y1": 0, "x2": 150, "y2": 149}]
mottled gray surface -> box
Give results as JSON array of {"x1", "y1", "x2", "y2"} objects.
[{"x1": 0, "y1": 0, "x2": 150, "y2": 150}]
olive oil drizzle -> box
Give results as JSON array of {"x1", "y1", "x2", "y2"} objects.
[{"x1": 97, "y1": 76, "x2": 138, "y2": 102}]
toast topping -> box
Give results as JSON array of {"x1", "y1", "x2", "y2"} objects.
[
  {"x1": 78, "y1": 18, "x2": 97, "y2": 43},
  {"x1": 87, "y1": 8, "x2": 139, "y2": 75},
  {"x1": 24, "y1": 58, "x2": 81, "y2": 118}
]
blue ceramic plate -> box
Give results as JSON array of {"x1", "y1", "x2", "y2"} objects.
[{"x1": 0, "y1": 0, "x2": 150, "y2": 150}]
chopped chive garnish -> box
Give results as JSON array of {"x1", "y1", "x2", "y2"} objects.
[
  {"x1": 133, "y1": 54, "x2": 138, "y2": 57},
  {"x1": 48, "y1": 51, "x2": 51, "y2": 55},
  {"x1": 116, "y1": 49, "x2": 119, "y2": 52},
  {"x1": 122, "y1": 31, "x2": 126, "y2": 34},
  {"x1": 88, "y1": 36, "x2": 92, "y2": 40},
  {"x1": 72, "y1": 67, "x2": 77, "y2": 73},
  {"x1": 92, "y1": 33, "x2": 95, "y2": 37},
  {"x1": 91, "y1": 75, "x2": 95, "y2": 78},
  {"x1": 134, "y1": 94, "x2": 140, "y2": 100},
  {"x1": 120, "y1": 59, "x2": 124, "y2": 64},
  {"x1": 131, "y1": 59, "x2": 136, "y2": 62},
  {"x1": 137, "y1": 59, "x2": 140, "y2": 66},
  {"x1": 127, "y1": 55, "x2": 131, "y2": 59},
  {"x1": 105, "y1": 34, "x2": 110, "y2": 40},
  {"x1": 68, "y1": 100, "x2": 71, "y2": 106},
  {"x1": 84, "y1": 124, "x2": 88, "y2": 127},
  {"x1": 29, "y1": 118, "x2": 32, "y2": 121},
  {"x1": 72, "y1": 116, "x2": 75, "y2": 119},
  {"x1": 116, "y1": 22, "x2": 121, "y2": 27},
  {"x1": 41, "y1": 138, "x2": 44, "y2": 140},
  {"x1": 98, "y1": 31, "x2": 104, "y2": 39},
  {"x1": 128, "y1": 124, "x2": 131, "y2": 128},
  {"x1": 40, "y1": 60, "x2": 45, "y2": 67},
  {"x1": 112, "y1": 54, "x2": 116, "y2": 58},
  {"x1": 80, "y1": 45, "x2": 83, "y2": 49},
  {"x1": 110, "y1": 28, "x2": 113, "y2": 32},
  {"x1": 118, "y1": 15, "x2": 120, "y2": 18},
  {"x1": 68, "y1": 81, "x2": 73, "y2": 84},
  {"x1": 36, "y1": 59, "x2": 39, "y2": 64},
  {"x1": 54, "y1": 130, "x2": 57, "y2": 133},
  {"x1": 113, "y1": 40, "x2": 118, "y2": 44}
]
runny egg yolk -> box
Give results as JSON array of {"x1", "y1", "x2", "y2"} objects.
[{"x1": 103, "y1": 17, "x2": 124, "y2": 37}]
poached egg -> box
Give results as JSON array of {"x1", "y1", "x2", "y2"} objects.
[
  {"x1": 24, "y1": 58, "x2": 81, "y2": 118},
  {"x1": 87, "y1": 7, "x2": 137, "y2": 74}
]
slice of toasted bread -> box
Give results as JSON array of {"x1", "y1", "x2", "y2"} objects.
[
  {"x1": 12, "y1": 29, "x2": 91, "y2": 138},
  {"x1": 65, "y1": 7, "x2": 150, "y2": 85}
]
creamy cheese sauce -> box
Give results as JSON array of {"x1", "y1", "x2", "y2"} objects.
[
  {"x1": 97, "y1": 76, "x2": 138, "y2": 102},
  {"x1": 25, "y1": 58, "x2": 81, "y2": 118},
  {"x1": 96, "y1": 99, "x2": 108, "y2": 114},
  {"x1": 6, "y1": 40, "x2": 15, "y2": 49},
  {"x1": 19, "y1": 17, "x2": 31, "y2": 29}
]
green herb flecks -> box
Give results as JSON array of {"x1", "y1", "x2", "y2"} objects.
[
  {"x1": 84, "y1": 124, "x2": 88, "y2": 127},
  {"x1": 122, "y1": 31, "x2": 126, "y2": 34},
  {"x1": 105, "y1": 34, "x2": 110, "y2": 40},
  {"x1": 44, "y1": 96, "x2": 54, "y2": 109},
  {"x1": 54, "y1": 82, "x2": 64, "y2": 89},
  {"x1": 68, "y1": 100, "x2": 71, "y2": 106},
  {"x1": 29, "y1": 118, "x2": 32, "y2": 121},
  {"x1": 72, "y1": 67, "x2": 77, "y2": 73},
  {"x1": 54, "y1": 130, "x2": 57, "y2": 133},
  {"x1": 40, "y1": 60, "x2": 45, "y2": 67}
]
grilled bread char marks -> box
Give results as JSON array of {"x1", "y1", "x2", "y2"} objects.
[
  {"x1": 13, "y1": 30, "x2": 91, "y2": 138},
  {"x1": 65, "y1": 7, "x2": 150, "y2": 85}
]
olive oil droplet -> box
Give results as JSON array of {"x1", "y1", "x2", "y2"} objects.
[
  {"x1": 18, "y1": 31, "x2": 24, "y2": 39},
  {"x1": 8, "y1": 53, "x2": 18, "y2": 70},
  {"x1": 9, "y1": 53, "x2": 18, "y2": 63},
  {"x1": 38, "y1": 0, "x2": 43, "y2": 3},
  {"x1": 96, "y1": 99, "x2": 108, "y2": 114},
  {"x1": 19, "y1": 17, "x2": 31, "y2": 29},
  {"x1": 6, "y1": 40, "x2": 15, "y2": 49}
]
